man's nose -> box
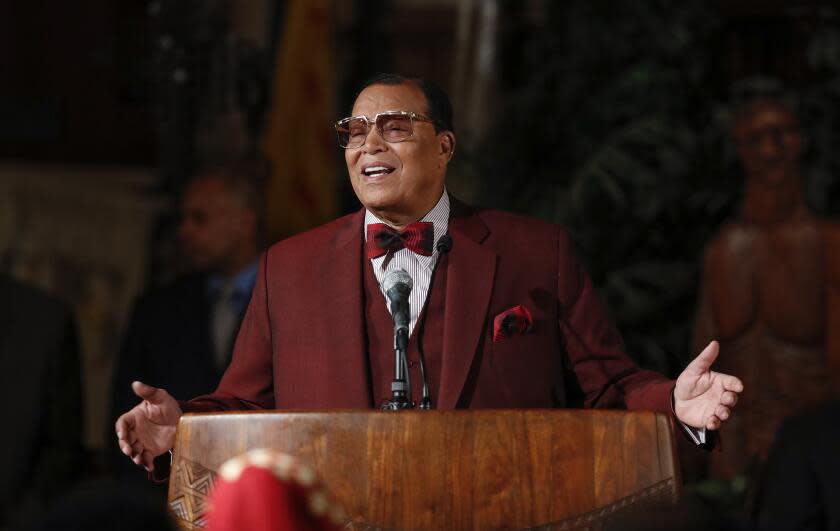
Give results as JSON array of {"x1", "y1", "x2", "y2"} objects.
[
  {"x1": 758, "y1": 132, "x2": 783, "y2": 159},
  {"x1": 360, "y1": 126, "x2": 387, "y2": 154}
]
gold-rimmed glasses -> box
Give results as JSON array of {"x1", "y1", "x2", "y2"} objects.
[{"x1": 335, "y1": 110, "x2": 435, "y2": 149}]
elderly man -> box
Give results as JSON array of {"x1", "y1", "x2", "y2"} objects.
[{"x1": 116, "y1": 74, "x2": 742, "y2": 472}]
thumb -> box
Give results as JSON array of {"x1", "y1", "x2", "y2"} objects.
[
  {"x1": 131, "y1": 380, "x2": 169, "y2": 404},
  {"x1": 685, "y1": 340, "x2": 719, "y2": 376}
]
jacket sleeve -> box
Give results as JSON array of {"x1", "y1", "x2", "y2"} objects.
[{"x1": 555, "y1": 229, "x2": 674, "y2": 412}]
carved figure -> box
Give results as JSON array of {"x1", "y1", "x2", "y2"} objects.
[{"x1": 694, "y1": 98, "x2": 839, "y2": 478}]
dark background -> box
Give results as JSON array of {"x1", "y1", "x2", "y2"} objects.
[{"x1": 1, "y1": 0, "x2": 839, "y2": 469}]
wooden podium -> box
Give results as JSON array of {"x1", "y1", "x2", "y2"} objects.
[{"x1": 167, "y1": 409, "x2": 681, "y2": 530}]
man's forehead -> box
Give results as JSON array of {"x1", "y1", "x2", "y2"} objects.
[
  {"x1": 351, "y1": 83, "x2": 428, "y2": 116},
  {"x1": 185, "y1": 176, "x2": 223, "y2": 197},
  {"x1": 184, "y1": 176, "x2": 240, "y2": 206},
  {"x1": 735, "y1": 101, "x2": 796, "y2": 130}
]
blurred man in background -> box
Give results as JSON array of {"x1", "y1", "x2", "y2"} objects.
[
  {"x1": 0, "y1": 274, "x2": 83, "y2": 528},
  {"x1": 755, "y1": 400, "x2": 840, "y2": 531},
  {"x1": 108, "y1": 167, "x2": 263, "y2": 480}
]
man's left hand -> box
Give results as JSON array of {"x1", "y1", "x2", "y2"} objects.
[{"x1": 674, "y1": 340, "x2": 743, "y2": 430}]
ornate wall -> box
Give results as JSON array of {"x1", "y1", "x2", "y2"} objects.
[{"x1": 0, "y1": 165, "x2": 164, "y2": 452}]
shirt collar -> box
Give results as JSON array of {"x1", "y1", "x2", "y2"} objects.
[
  {"x1": 363, "y1": 188, "x2": 450, "y2": 252},
  {"x1": 207, "y1": 260, "x2": 259, "y2": 298}
]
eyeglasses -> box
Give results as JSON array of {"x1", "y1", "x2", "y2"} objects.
[{"x1": 335, "y1": 111, "x2": 435, "y2": 149}]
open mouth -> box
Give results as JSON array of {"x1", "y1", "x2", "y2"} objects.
[{"x1": 362, "y1": 165, "x2": 395, "y2": 178}]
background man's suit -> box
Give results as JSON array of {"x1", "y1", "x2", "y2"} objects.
[
  {"x1": 756, "y1": 400, "x2": 840, "y2": 531},
  {"x1": 109, "y1": 272, "x2": 247, "y2": 477},
  {"x1": 0, "y1": 275, "x2": 82, "y2": 528},
  {"x1": 183, "y1": 199, "x2": 675, "y2": 414}
]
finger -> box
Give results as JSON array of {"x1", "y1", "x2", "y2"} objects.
[
  {"x1": 141, "y1": 450, "x2": 156, "y2": 472},
  {"x1": 119, "y1": 441, "x2": 135, "y2": 457},
  {"x1": 685, "y1": 341, "x2": 719, "y2": 375},
  {"x1": 721, "y1": 390, "x2": 738, "y2": 407},
  {"x1": 722, "y1": 374, "x2": 744, "y2": 393},
  {"x1": 131, "y1": 440, "x2": 144, "y2": 458},
  {"x1": 706, "y1": 415, "x2": 721, "y2": 430},
  {"x1": 115, "y1": 414, "x2": 134, "y2": 440},
  {"x1": 132, "y1": 380, "x2": 160, "y2": 401},
  {"x1": 132, "y1": 380, "x2": 173, "y2": 406},
  {"x1": 714, "y1": 405, "x2": 730, "y2": 421}
]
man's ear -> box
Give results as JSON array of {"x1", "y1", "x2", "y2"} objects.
[{"x1": 439, "y1": 131, "x2": 456, "y2": 161}]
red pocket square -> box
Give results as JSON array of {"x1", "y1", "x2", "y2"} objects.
[{"x1": 493, "y1": 305, "x2": 533, "y2": 342}]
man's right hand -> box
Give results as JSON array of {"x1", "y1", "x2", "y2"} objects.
[{"x1": 115, "y1": 381, "x2": 182, "y2": 472}]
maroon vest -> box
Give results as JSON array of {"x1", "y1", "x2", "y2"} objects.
[{"x1": 363, "y1": 255, "x2": 449, "y2": 408}]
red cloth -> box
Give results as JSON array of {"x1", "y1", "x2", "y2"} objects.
[
  {"x1": 207, "y1": 450, "x2": 343, "y2": 531},
  {"x1": 183, "y1": 198, "x2": 675, "y2": 413},
  {"x1": 493, "y1": 304, "x2": 533, "y2": 342}
]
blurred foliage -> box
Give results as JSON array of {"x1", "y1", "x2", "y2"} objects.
[
  {"x1": 472, "y1": 1, "x2": 840, "y2": 376},
  {"x1": 801, "y1": 21, "x2": 840, "y2": 215}
]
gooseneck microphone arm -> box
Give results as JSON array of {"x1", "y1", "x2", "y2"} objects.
[
  {"x1": 415, "y1": 234, "x2": 453, "y2": 410},
  {"x1": 381, "y1": 268, "x2": 414, "y2": 410}
]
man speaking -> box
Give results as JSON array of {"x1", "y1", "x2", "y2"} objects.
[{"x1": 116, "y1": 74, "x2": 742, "y2": 472}]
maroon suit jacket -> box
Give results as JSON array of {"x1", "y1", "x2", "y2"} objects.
[{"x1": 183, "y1": 200, "x2": 674, "y2": 413}]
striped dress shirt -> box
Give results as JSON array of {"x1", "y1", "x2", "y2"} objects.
[{"x1": 365, "y1": 190, "x2": 450, "y2": 336}]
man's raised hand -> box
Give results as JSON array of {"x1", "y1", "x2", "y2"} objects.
[
  {"x1": 114, "y1": 381, "x2": 182, "y2": 472},
  {"x1": 674, "y1": 341, "x2": 744, "y2": 430}
]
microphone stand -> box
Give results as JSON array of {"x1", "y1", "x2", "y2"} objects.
[
  {"x1": 417, "y1": 350, "x2": 431, "y2": 410},
  {"x1": 414, "y1": 234, "x2": 451, "y2": 410},
  {"x1": 381, "y1": 268, "x2": 414, "y2": 411},
  {"x1": 382, "y1": 326, "x2": 413, "y2": 410},
  {"x1": 380, "y1": 236, "x2": 451, "y2": 411}
]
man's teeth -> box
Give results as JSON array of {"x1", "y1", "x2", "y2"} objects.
[{"x1": 364, "y1": 166, "x2": 390, "y2": 176}]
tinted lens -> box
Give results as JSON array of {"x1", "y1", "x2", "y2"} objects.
[
  {"x1": 336, "y1": 117, "x2": 371, "y2": 148},
  {"x1": 376, "y1": 113, "x2": 413, "y2": 142}
]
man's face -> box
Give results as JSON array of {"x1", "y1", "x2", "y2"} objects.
[
  {"x1": 178, "y1": 176, "x2": 252, "y2": 274},
  {"x1": 344, "y1": 83, "x2": 454, "y2": 226},
  {"x1": 733, "y1": 101, "x2": 803, "y2": 187}
]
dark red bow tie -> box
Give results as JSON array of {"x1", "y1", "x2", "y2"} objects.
[{"x1": 366, "y1": 222, "x2": 434, "y2": 259}]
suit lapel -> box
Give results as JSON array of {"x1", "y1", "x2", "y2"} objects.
[
  {"x1": 319, "y1": 209, "x2": 372, "y2": 407},
  {"x1": 437, "y1": 200, "x2": 497, "y2": 409}
]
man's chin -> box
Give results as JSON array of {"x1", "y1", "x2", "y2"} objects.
[
  {"x1": 185, "y1": 256, "x2": 214, "y2": 272},
  {"x1": 362, "y1": 202, "x2": 398, "y2": 218},
  {"x1": 757, "y1": 171, "x2": 798, "y2": 188},
  {"x1": 357, "y1": 189, "x2": 399, "y2": 212}
]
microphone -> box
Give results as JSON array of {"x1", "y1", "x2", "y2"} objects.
[
  {"x1": 382, "y1": 269, "x2": 414, "y2": 410},
  {"x1": 384, "y1": 268, "x2": 413, "y2": 348},
  {"x1": 436, "y1": 234, "x2": 452, "y2": 254}
]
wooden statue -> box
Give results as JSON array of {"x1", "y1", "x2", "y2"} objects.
[{"x1": 694, "y1": 98, "x2": 839, "y2": 479}]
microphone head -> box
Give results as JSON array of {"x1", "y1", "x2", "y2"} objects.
[
  {"x1": 384, "y1": 268, "x2": 413, "y2": 293},
  {"x1": 436, "y1": 234, "x2": 453, "y2": 254}
]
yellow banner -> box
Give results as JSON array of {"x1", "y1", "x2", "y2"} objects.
[{"x1": 261, "y1": 0, "x2": 336, "y2": 242}]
